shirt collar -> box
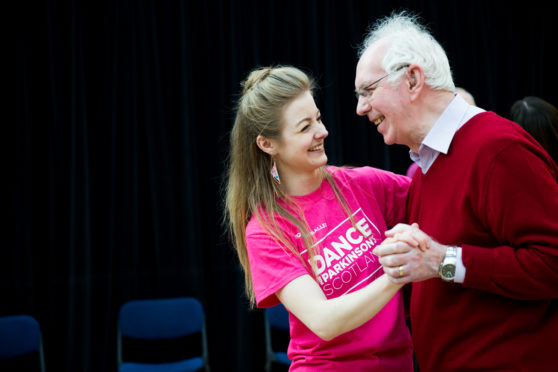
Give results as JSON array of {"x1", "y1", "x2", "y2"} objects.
[{"x1": 409, "y1": 94, "x2": 485, "y2": 173}]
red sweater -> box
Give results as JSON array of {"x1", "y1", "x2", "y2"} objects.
[{"x1": 407, "y1": 112, "x2": 558, "y2": 371}]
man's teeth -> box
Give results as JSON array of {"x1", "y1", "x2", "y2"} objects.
[
  {"x1": 374, "y1": 116, "x2": 385, "y2": 126},
  {"x1": 309, "y1": 144, "x2": 323, "y2": 151}
]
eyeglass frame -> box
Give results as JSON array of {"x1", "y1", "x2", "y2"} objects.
[{"x1": 355, "y1": 64, "x2": 410, "y2": 100}]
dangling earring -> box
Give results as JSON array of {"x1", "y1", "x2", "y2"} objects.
[{"x1": 270, "y1": 161, "x2": 281, "y2": 184}]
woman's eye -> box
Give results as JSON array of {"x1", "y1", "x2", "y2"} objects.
[
  {"x1": 301, "y1": 124, "x2": 310, "y2": 132},
  {"x1": 317, "y1": 116, "x2": 322, "y2": 122}
]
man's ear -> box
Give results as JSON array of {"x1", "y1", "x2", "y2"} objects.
[
  {"x1": 256, "y1": 135, "x2": 277, "y2": 156},
  {"x1": 407, "y1": 64, "x2": 424, "y2": 100}
]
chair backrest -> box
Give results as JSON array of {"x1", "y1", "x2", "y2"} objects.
[
  {"x1": 265, "y1": 304, "x2": 290, "y2": 331},
  {"x1": 0, "y1": 315, "x2": 46, "y2": 371},
  {"x1": 117, "y1": 297, "x2": 209, "y2": 371},
  {"x1": 264, "y1": 304, "x2": 291, "y2": 371},
  {"x1": 119, "y1": 297, "x2": 203, "y2": 340}
]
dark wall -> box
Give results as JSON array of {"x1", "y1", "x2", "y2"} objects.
[{"x1": 9, "y1": 0, "x2": 557, "y2": 371}]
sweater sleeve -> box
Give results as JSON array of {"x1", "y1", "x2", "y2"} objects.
[{"x1": 462, "y1": 142, "x2": 558, "y2": 299}]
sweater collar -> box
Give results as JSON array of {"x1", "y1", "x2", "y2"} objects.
[{"x1": 410, "y1": 94, "x2": 485, "y2": 174}]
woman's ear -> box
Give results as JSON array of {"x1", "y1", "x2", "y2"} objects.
[{"x1": 256, "y1": 135, "x2": 277, "y2": 156}]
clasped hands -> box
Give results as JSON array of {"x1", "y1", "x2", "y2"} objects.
[{"x1": 373, "y1": 223, "x2": 447, "y2": 284}]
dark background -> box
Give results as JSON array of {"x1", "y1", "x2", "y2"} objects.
[{"x1": 10, "y1": 0, "x2": 557, "y2": 371}]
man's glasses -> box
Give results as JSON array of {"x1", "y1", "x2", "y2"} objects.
[{"x1": 355, "y1": 64, "x2": 410, "y2": 100}]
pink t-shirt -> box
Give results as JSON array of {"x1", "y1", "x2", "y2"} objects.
[{"x1": 246, "y1": 166, "x2": 413, "y2": 371}]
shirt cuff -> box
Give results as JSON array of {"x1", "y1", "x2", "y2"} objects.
[{"x1": 454, "y1": 247, "x2": 466, "y2": 283}]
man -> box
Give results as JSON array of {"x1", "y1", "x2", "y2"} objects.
[{"x1": 355, "y1": 12, "x2": 558, "y2": 371}]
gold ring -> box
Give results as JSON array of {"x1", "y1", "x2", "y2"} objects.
[{"x1": 398, "y1": 265, "x2": 404, "y2": 277}]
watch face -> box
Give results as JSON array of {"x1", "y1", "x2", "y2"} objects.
[{"x1": 442, "y1": 264, "x2": 456, "y2": 279}]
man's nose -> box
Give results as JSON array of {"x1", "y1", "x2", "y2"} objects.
[
  {"x1": 316, "y1": 124, "x2": 328, "y2": 139},
  {"x1": 356, "y1": 97, "x2": 371, "y2": 116}
]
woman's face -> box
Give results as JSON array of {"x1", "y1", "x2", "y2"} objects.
[{"x1": 273, "y1": 91, "x2": 329, "y2": 179}]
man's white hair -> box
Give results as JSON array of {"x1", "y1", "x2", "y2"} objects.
[{"x1": 359, "y1": 11, "x2": 455, "y2": 91}]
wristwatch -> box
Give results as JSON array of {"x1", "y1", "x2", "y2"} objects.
[{"x1": 439, "y1": 246, "x2": 457, "y2": 282}]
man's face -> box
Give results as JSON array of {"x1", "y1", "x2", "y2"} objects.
[{"x1": 355, "y1": 42, "x2": 411, "y2": 147}]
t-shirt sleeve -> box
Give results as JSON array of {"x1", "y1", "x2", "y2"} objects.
[
  {"x1": 376, "y1": 170, "x2": 411, "y2": 227},
  {"x1": 245, "y1": 218, "x2": 309, "y2": 308},
  {"x1": 341, "y1": 167, "x2": 411, "y2": 228}
]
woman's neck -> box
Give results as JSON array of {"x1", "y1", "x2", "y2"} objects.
[{"x1": 282, "y1": 168, "x2": 324, "y2": 196}]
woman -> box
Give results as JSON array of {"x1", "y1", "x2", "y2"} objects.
[
  {"x1": 224, "y1": 66, "x2": 423, "y2": 370},
  {"x1": 510, "y1": 96, "x2": 558, "y2": 165}
]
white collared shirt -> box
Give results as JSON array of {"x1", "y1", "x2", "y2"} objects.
[
  {"x1": 409, "y1": 93, "x2": 485, "y2": 282},
  {"x1": 410, "y1": 94, "x2": 485, "y2": 173}
]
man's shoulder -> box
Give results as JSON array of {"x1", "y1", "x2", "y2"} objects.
[
  {"x1": 460, "y1": 111, "x2": 532, "y2": 149},
  {"x1": 450, "y1": 111, "x2": 554, "y2": 175},
  {"x1": 466, "y1": 111, "x2": 519, "y2": 134}
]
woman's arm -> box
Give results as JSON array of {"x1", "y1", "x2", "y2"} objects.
[{"x1": 276, "y1": 273, "x2": 402, "y2": 341}]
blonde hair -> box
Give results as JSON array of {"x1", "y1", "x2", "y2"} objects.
[{"x1": 224, "y1": 66, "x2": 353, "y2": 307}]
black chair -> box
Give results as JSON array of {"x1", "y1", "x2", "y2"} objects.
[
  {"x1": 0, "y1": 315, "x2": 46, "y2": 372},
  {"x1": 117, "y1": 297, "x2": 210, "y2": 372},
  {"x1": 264, "y1": 304, "x2": 291, "y2": 372}
]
